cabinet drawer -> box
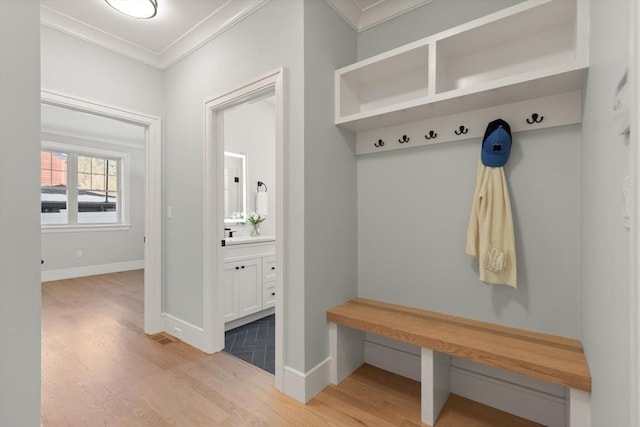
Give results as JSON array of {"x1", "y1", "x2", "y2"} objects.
[
  {"x1": 263, "y1": 283, "x2": 276, "y2": 309},
  {"x1": 262, "y1": 256, "x2": 276, "y2": 282}
]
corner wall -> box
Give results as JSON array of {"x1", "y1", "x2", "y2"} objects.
[
  {"x1": 303, "y1": 0, "x2": 358, "y2": 373},
  {"x1": 581, "y1": 0, "x2": 631, "y2": 425},
  {"x1": 0, "y1": 1, "x2": 42, "y2": 425}
]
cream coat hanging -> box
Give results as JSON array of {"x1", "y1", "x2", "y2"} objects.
[{"x1": 465, "y1": 119, "x2": 517, "y2": 288}]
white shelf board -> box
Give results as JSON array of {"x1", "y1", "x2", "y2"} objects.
[{"x1": 336, "y1": 64, "x2": 587, "y2": 133}]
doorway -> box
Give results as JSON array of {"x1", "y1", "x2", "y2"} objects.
[
  {"x1": 41, "y1": 90, "x2": 163, "y2": 334},
  {"x1": 203, "y1": 69, "x2": 285, "y2": 390}
]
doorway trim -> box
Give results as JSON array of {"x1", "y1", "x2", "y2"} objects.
[
  {"x1": 203, "y1": 68, "x2": 285, "y2": 390},
  {"x1": 40, "y1": 90, "x2": 163, "y2": 334},
  {"x1": 631, "y1": 1, "x2": 640, "y2": 425}
]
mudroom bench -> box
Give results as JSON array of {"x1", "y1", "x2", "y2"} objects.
[{"x1": 326, "y1": 298, "x2": 591, "y2": 427}]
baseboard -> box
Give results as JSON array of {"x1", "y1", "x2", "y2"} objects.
[
  {"x1": 162, "y1": 313, "x2": 205, "y2": 351},
  {"x1": 224, "y1": 307, "x2": 275, "y2": 331},
  {"x1": 41, "y1": 260, "x2": 144, "y2": 282},
  {"x1": 283, "y1": 357, "x2": 331, "y2": 404},
  {"x1": 364, "y1": 336, "x2": 566, "y2": 427}
]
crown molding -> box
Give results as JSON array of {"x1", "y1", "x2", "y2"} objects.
[
  {"x1": 326, "y1": 0, "x2": 433, "y2": 32},
  {"x1": 40, "y1": 0, "x2": 269, "y2": 70}
]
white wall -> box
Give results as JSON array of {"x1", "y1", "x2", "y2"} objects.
[
  {"x1": 163, "y1": 0, "x2": 307, "y2": 369},
  {"x1": 0, "y1": 1, "x2": 42, "y2": 425},
  {"x1": 581, "y1": 0, "x2": 631, "y2": 425},
  {"x1": 223, "y1": 96, "x2": 276, "y2": 237},
  {"x1": 302, "y1": 0, "x2": 358, "y2": 371}
]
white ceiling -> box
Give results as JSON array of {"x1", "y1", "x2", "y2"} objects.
[{"x1": 40, "y1": 0, "x2": 431, "y2": 70}]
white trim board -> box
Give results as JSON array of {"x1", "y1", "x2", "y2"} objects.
[
  {"x1": 364, "y1": 335, "x2": 566, "y2": 427},
  {"x1": 326, "y1": 0, "x2": 433, "y2": 32},
  {"x1": 41, "y1": 260, "x2": 144, "y2": 282},
  {"x1": 283, "y1": 358, "x2": 332, "y2": 404},
  {"x1": 162, "y1": 313, "x2": 205, "y2": 350}
]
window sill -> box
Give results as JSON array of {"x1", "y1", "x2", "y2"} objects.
[{"x1": 41, "y1": 224, "x2": 132, "y2": 233}]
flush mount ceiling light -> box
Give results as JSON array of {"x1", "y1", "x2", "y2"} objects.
[{"x1": 105, "y1": 0, "x2": 158, "y2": 19}]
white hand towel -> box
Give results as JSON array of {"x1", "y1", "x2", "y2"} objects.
[{"x1": 256, "y1": 192, "x2": 268, "y2": 217}]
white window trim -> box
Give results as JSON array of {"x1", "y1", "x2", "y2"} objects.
[{"x1": 41, "y1": 141, "x2": 130, "y2": 230}]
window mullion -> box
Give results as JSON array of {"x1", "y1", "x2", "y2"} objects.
[{"x1": 67, "y1": 153, "x2": 79, "y2": 224}]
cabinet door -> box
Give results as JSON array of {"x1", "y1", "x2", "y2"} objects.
[
  {"x1": 223, "y1": 262, "x2": 238, "y2": 322},
  {"x1": 236, "y1": 258, "x2": 262, "y2": 317}
]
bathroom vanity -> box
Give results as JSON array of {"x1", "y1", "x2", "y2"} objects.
[{"x1": 223, "y1": 236, "x2": 276, "y2": 330}]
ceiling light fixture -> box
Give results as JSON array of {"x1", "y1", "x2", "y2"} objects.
[{"x1": 105, "y1": 0, "x2": 158, "y2": 19}]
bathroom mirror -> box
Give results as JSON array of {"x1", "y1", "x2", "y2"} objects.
[{"x1": 224, "y1": 151, "x2": 246, "y2": 223}]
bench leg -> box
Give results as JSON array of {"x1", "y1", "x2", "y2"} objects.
[
  {"x1": 421, "y1": 347, "x2": 451, "y2": 426},
  {"x1": 329, "y1": 322, "x2": 364, "y2": 385},
  {"x1": 566, "y1": 388, "x2": 590, "y2": 427}
]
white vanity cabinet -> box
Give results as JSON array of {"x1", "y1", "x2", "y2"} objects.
[
  {"x1": 223, "y1": 239, "x2": 275, "y2": 326},
  {"x1": 223, "y1": 258, "x2": 262, "y2": 322}
]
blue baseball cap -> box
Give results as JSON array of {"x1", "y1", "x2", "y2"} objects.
[{"x1": 481, "y1": 119, "x2": 512, "y2": 167}]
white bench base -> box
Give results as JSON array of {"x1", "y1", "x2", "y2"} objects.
[{"x1": 329, "y1": 322, "x2": 591, "y2": 427}]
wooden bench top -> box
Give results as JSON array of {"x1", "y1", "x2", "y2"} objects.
[{"x1": 327, "y1": 298, "x2": 591, "y2": 392}]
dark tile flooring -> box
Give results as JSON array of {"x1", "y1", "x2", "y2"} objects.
[{"x1": 223, "y1": 314, "x2": 275, "y2": 374}]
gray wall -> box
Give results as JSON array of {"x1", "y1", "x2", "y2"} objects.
[
  {"x1": 357, "y1": 0, "x2": 525, "y2": 60},
  {"x1": 41, "y1": 26, "x2": 163, "y2": 116},
  {"x1": 581, "y1": 0, "x2": 631, "y2": 425},
  {"x1": 303, "y1": 0, "x2": 358, "y2": 371},
  {"x1": 356, "y1": 0, "x2": 581, "y2": 338},
  {"x1": 163, "y1": 0, "x2": 308, "y2": 370},
  {"x1": 0, "y1": 1, "x2": 41, "y2": 425}
]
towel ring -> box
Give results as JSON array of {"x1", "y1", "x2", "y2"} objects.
[{"x1": 257, "y1": 181, "x2": 268, "y2": 192}]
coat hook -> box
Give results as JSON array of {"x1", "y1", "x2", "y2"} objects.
[
  {"x1": 424, "y1": 130, "x2": 437, "y2": 140},
  {"x1": 454, "y1": 125, "x2": 469, "y2": 135},
  {"x1": 526, "y1": 113, "x2": 544, "y2": 124},
  {"x1": 373, "y1": 139, "x2": 385, "y2": 148},
  {"x1": 398, "y1": 135, "x2": 410, "y2": 144}
]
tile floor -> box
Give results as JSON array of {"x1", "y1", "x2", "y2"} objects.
[{"x1": 223, "y1": 314, "x2": 275, "y2": 374}]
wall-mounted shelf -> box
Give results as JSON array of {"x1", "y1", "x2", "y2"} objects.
[{"x1": 335, "y1": 0, "x2": 588, "y2": 138}]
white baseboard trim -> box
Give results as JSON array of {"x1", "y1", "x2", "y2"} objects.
[
  {"x1": 162, "y1": 313, "x2": 205, "y2": 352},
  {"x1": 364, "y1": 338, "x2": 566, "y2": 427},
  {"x1": 283, "y1": 357, "x2": 332, "y2": 403},
  {"x1": 41, "y1": 260, "x2": 144, "y2": 282},
  {"x1": 224, "y1": 307, "x2": 275, "y2": 331}
]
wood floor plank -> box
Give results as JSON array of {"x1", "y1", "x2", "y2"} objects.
[{"x1": 43, "y1": 271, "x2": 545, "y2": 426}]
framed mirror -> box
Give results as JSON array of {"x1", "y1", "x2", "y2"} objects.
[{"x1": 224, "y1": 151, "x2": 246, "y2": 223}]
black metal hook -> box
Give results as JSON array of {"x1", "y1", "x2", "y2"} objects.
[
  {"x1": 373, "y1": 139, "x2": 385, "y2": 148},
  {"x1": 257, "y1": 181, "x2": 268, "y2": 192},
  {"x1": 424, "y1": 130, "x2": 437, "y2": 140},
  {"x1": 526, "y1": 113, "x2": 544, "y2": 124},
  {"x1": 398, "y1": 135, "x2": 410, "y2": 144},
  {"x1": 454, "y1": 125, "x2": 469, "y2": 135}
]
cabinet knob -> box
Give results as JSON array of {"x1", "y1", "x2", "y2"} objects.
[
  {"x1": 241, "y1": 265, "x2": 245, "y2": 269},
  {"x1": 271, "y1": 267, "x2": 275, "y2": 270},
  {"x1": 235, "y1": 266, "x2": 239, "y2": 270},
  {"x1": 271, "y1": 292, "x2": 275, "y2": 296}
]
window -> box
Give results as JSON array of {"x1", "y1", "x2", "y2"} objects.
[{"x1": 41, "y1": 144, "x2": 128, "y2": 228}]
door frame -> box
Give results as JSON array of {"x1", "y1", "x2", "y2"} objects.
[
  {"x1": 40, "y1": 90, "x2": 163, "y2": 334},
  {"x1": 203, "y1": 68, "x2": 285, "y2": 390},
  {"x1": 630, "y1": 1, "x2": 640, "y2": 425}
]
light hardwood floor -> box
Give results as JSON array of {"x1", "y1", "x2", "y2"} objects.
[{"x1": 42, "y1": 271, "x2": 541, "y2": 426}]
